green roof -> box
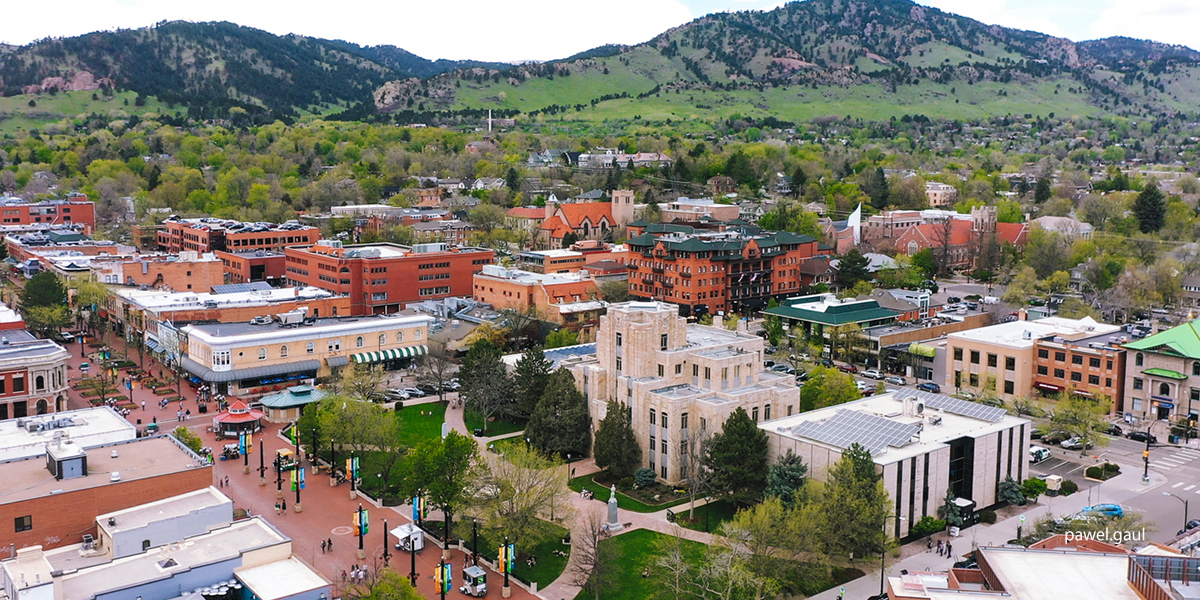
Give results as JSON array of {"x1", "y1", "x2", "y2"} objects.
[
  {"x1": 763, "y1": 297, "x2": 900, "y2": 326},
  {"x1": 1143, "y1": 368, "x2": 1188, "y2": 380},
  {"x1": 1124, "y1": 320, "x2": 1200, "y2": 358},
  {"x1": 626, "y1": 233, "x2": 659, "y2": 247}
]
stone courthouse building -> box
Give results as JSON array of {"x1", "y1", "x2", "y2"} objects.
[{"x1": 565, "y1": 301, "x2": 800, "y2": 485}]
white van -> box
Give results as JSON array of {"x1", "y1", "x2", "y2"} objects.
[
  {"x1": 981, "y1": 296, "x2": 1000, "y2": 305},
  {"x1": 1029, "y1": 445, "x2": 1051, "y2": 464}
]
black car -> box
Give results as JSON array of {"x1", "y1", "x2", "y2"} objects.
[
  {"x1": 1128, "y1": 431, "x2": 1158, "y2": 444},
  {"x1": 1098, "y1": 423, "x2": 1123, "y2": 436},
  {"x1": 946, "y1": 296, "x2": 962, "y2": 304},
  {"x1": 1179, "y1": 519, "x2": 1200, "y2": 535}
]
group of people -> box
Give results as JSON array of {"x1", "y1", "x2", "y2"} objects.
[
  {"x1": 928, "y1": 538, "x2": 954, "y2": 558},
  {"x1": 343, "y1": 564, "x2": 368, "y2": 584},
  {"x1": 274, "y1": 499, "x2": 288, "y2": 515}
]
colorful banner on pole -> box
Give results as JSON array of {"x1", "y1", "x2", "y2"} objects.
[
  {"x1": 440, "y1": 563, "x2": 452, "y2": 592},
  {"x1": 238, "y1": 433, "x2": 247, "y2": 455},
  {"x1": 507, "y1": 543, "x2": 516, "y2": 573},
  {"x1": 498, "y1": 544, "x2": 508, "y2": 573},
  {"x1": 291, "y1": 467, "x2": 306, "y2": 491},
  {"x1": 346, "y1": 457, "x2": 359, "y2": 480},
  {"x1": 354, "y1": 508, "x2": 369, "y2": 536},
  {"x1": 412, "y1": 496, "x2": 425, "y2": 521}
]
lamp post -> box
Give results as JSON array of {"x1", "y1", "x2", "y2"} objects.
[
  {"x1": 879, "y1": 514, "x2": 906, "y2": 597},
  {"x1": 383, "y1": 518, "x2": 390, "y2": 567},
  {"x1": 311, "y1": 428, "x2": 318, "y2": 473},
  {"x1": 410, "y1": 530, "x2": 418, "y2": 587},
  {"x1": 1143, "y1": 420, "x2": 1163, "y2": 485},
  {"x1": 357, "y1": 503, "x2": 366, "y2": 560},
  {"x1": 472, "y1": 519, "x2": 479, "y2": 565},
  {"x1": 330, "y1": 438, "x2": 337, "y2": 487},
  {"x1": 1165, "y1": 491, "x2": 1190, "y2": 531},
  {"x1": 275, "y1": 452, "x2": 284, "y2": 499},
  {"x1": 258, "y1": 438, "x2": 266, "y2": 486}
]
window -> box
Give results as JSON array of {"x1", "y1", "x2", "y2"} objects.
[
  {"x1": 1194, "y1": 361, "x2": 1200, "y2": 376},
  {"x1": 970, "y1": 350, "x2": 980, "y2": 364},
  {"x1": 14, "y1": 515, "x2": 31, "y2": 532},
  {"x1": 953, "y1": 347, "x2": 963, "y2": 361},
  {"x1": 1037, "y1": 365, "x2": 1048, "y2": 375},
  {"x1": 213, "y1": 351, "x2": 230, "y2": 367},
  {"x1": 1106, "y1": 378, "x2": 1112, "y2": 387},
  {"x1": 1055, "y1": 352, "x2": 1066, "y2": 362},
  {"x1": 1136, "y1": 353, "x2": 1144, "y2": 367},
  {"x1": 1090, "y1": 357, "x2": 1101, "y2": 368},
  {"x1": 1071, "y1": 355, "x2": 1083, "y2": 365},
  {"x1": 258, "y1": 347, "x2": 267, "y2": 360},
  {"x1": 397, "y1": 331, "x2": 404, "y2": 343},
  {"x1": 379, "y1": 334, "x2": 386, "y2": 347},
  {"x1": 662, "y1": 414, "x2": 668, "y2": 429},
  {"x1": 787, "y1": 405, "x2": 794, "y2": 416},
  {"x1": 1037, "y1": 349, "x2": 1049, "y2": 359},
  {"x1": 693, "y1": 364, "x2": 699, "y2": 377},
  {"x1": 1070, "y1": 372, "x2": 1082, "y2": 382},
  {"x1": 704, "y1": 367, "x2": 711, "y2": 380},
  {"x1": 661, "y1": 334, "x2": 668, "y2": 351},
  {"x1": 969, "y1": 373, "x2": 979, "y2": 387},
  {"x1": 658, "y1": 364, "x2": 664, "y2": 377},
  {"x1": 616, "y1": 358, "x2": 622, "y2": 371},
  {"x1": 764, "y1": 405, "x2": 771, "y2": 420},
  {"x1": 1161, "y1": 383, "x2": 1171, "y2": 396},
  {"x1": 34, "y1": 375, "x2": 44, "y2": 391},
  {"x1": 1005, "y1": 356, "x2": 1015, "y2": 371},
  {"x1": 721, "y1": 368, "x2": 728, "y2": 381},
  {"x1": 1088, "y1": 375, "x2": 1100, "y2": 385},
  {"x1": 356, "y1": 336, "x2": 365, "y2": 348},
  {"x1": 681, "y1": 413, "x2": 688, "y2": 429},
  {"x1": 616, "y1": 333, "x2": 623, "y2": 347},
  {"x1": 752, "y1": 407, "x2": 759, "y2": 422},
  {"x1": 700, "y1": 417, "x2": 707, "y2": 431},
  {"x1": 1054, "y1": 369, "x2": 1065, "y2": 379},
  {"x1": 675, "y1": 364, "x2": 682, "y2": 375},
  {"x1": 1134, "y1": 378, "x2": 1143, "y2": 390},
  {"x1": 328, "y1": 339, "x2": 342, "y2": 352},
  {"x1": 280, "y1": 345, "x2": 289, "y2": 358},
  {"x1": 306, "y1": 342, "x2": 315, "y2": 354},
  {"x1": 1004, "y1": 380, "x2": 1014, "y2": 394},
  {"x1": 1133, "y1": 398, "x2": 1143, "y2": 411},
  {"x1": 414, "y1": 329, "x2": 422, "y2": 340},
  {"x1": 650, "y1": 410, "x2": 657, "y2": 426},
  {"x1": 987, "y1": 354, "x2": 997, "y2": 368}
]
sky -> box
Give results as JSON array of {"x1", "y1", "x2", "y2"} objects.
[{"x1": 1, "y1": 0, "x2": 1198, "y2": 63}]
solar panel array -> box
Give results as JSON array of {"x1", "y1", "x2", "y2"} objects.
[
  {"x1": 790, "y1": 409, "x2": 921, "y2": 455},
  {"x1": 212, "y1": 282, "x2": 273, "y2": 294},
  {"x1": 893, "y1": 387, "x2": 1007, "y2": 423},
  {"x1": 544, "y1": 343, "x2": 597, "y2": 368}
]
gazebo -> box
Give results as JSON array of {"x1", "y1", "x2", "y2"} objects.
[
  {"x1": 258, "y1": 385, "x2": 327, "y2": 424},
  {"x1": 212, "y1": 400, "x2": 266, "y2": 438}
]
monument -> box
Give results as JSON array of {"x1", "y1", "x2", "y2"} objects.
[{"x1": 605, "y1": 484, "x2": 623, "y2": 532}]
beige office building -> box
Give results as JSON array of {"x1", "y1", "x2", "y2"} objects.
[{"x1": 565, "y1": 301, "x2": 800, "y2": 485}]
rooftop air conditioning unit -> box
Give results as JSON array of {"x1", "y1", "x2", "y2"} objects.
[{"x1": 928, "y1": 415, "x2": 942, "y2": 426}]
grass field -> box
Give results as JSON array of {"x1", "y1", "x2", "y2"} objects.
[
  {"x1": 394, "y1": 402, "x2": 446, "y2": 448},
  {"x1": 675, "y1": 500, "x2": 738, "y2": 533},
  {"x1": 0, "y1": 90, "x2": 176, "y2": 136},
  {"x1": 568, "y1": 474, "x2": 692, "y2": 514},
  {"x1": 463, "y1": 409, "x2": 527, "y2": 438},
  {"x1": 572, "y1": 529, "x2": 706, "y2": 600}
]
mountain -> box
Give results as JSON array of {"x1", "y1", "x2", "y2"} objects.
[
  {"x1": 0, "y1": 21, "x2": 504, "y2": 121},
  {"x1": 372, "y1": 0, "x2": 1200, "y2": 122}
]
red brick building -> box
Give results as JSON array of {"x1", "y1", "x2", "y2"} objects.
[
  {"x1": 473, "y1": 266, "x2": 604, "y2": 341},
  {"x1": 284, "y1": 241, "x2": 494, "y2": 315},
  {"x1": 157, "y1": 218, "x2": 319, "y2": 254},
  {"x1": 88, "y1": 252, "x2": 225, "y2": 293},
  {"x1": 0, "y1": 436, "x2": 211, "y2": 550},
  {"x1": 215, "y1": 250, "x2": 287, "y2": 285},
  {"x1": 0, "y1": 195, "x2": 96, "y2": 234},
  {"x1": 626, "y1": 227, "x2": 822, "y2": 317}
]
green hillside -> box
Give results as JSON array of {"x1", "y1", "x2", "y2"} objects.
[{"x1": 0, "y1": 90, "x2": 174, "y2": 136}]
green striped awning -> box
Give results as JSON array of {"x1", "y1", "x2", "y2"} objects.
[
  {"x1": 351, "y1": 345, "x2": 429, "y2": 364},
  {"x1": 908, "y1": 342, "x2": 937, "y2": 358}
]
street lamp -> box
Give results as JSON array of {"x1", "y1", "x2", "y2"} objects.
[
  {"x1": 879, "y1": 514, "x2": 906, "y2": 597},
  {"x1": 1165, "y1": 491, "x2": 1190, "y2": 531},
  {"x1": 1143, "y1": 420, "x2": 1165, "y2": 485}
]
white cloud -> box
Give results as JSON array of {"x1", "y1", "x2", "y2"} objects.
[
  {"x1": 1089, "y1": 0, "x2": 1200, "y2": 48},
  {"x1": 0, "y1": 0, "x2": 696, "y2": 62}
]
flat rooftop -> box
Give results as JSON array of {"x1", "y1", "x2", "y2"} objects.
[
  {"x1": 979, "y1": 547, "x2": 1139, "y2": 600},
  {"x1": 0, "y1": 407, "x2": 135, "y2": 462},
  {"x1": 185, "y1": 313, "x2": 432, "y2": 339},
  {"x1": 948, "y1": 317, "x2": 1122, "y2": 349},
  {"x1": 477, "y1": 268, "x2": 592, "y2": 286},
  {"x1": 236, "y1": 556, "x2": 330, "y2": 600},
  {"x1": 115, "y1": 286, "x2": 333, "y2": 312},
  {"x1": 760, "y1": 389, "x2": 1027, "y2": 464},
  {"x1": 684, "y1": 323, "x2": 759, "y2": 349},
  {"x1": 97, "y1": 486, "x2": 231, "y2": 537},
  {"x1": 0, "y1": 435, "x2": 208, "y2": 506}
]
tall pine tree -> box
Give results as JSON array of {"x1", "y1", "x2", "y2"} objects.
[
  {"x1": 704, "y1": 407, "x2": 768, "y2": 506},
  {"x1": 512, "y1": 346, "x2": 552, "y2": 419},
  {"x1": 1132, "y1": 183, "x2": 1166, "y2": 233},
  {"x1": 527, "y1": 369, "x2": 591, "y2": 459},
  {"x1": 593, "y1": 401, "x2": 641, "y2": 479},
  {"x1": 459, "y1": 339, "x2": 513, "y2": 432}
]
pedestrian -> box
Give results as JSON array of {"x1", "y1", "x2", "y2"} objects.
[
  {"x1": 218, "y1": 477, "x2": 223, "y2": 488},
  {"x1": 327, "y1": 538, "x2": 332, "y2": 551},
  {"x1": 321, "y1": 539, "x2": 327, "y2": 553},
  {"x1": 281, "y1": 499, "x2": 287, "y2": 512},
  {"x1": 341, "y1": 570, "x2": 347, "y2": 583},
  {"x1": 927, "y1": 538, "x2": 932, "y2": 552},
  {"x1": 937, "y1": 540, "x2": 943, "y2": 556},
  {"x1": 141, "y1": 400, "x2": 145, "y2": 411},
  {"x1": 224, "y1": 475, "x2": 229, "y2": 486},
  {"x1": 947, "y1": 542, "x2": 953, "y2": 557},
  {"x1": 274, "y1": 502, "x2": 280, "y2": 515},
  {"x1": 185, "y1": 408, "x2": 191, "y2": 419},
  {"x1": 358, "y1": 569, "x2": 365, "y2": 584}
]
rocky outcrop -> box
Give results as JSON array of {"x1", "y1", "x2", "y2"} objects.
[{"x1": 21, "y1": 71, "x2": 114, "y2": 94}]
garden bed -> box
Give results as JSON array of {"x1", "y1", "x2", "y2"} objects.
[
  {"x1": 568, "y1": 472, "x2": 691, "y2": 513},
  {"x1": 1085, "y1": 462, "x2": 1121, "y2": 481},
  {"x1": 153, "y1": 388, "x2": 176, "y2": 396}
]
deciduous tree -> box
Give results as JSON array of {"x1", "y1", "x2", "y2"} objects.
[
  {"x1": 460, "y1": 339, "x2": 514, "y2": 431},
  {"x1": 511, "y1": 345, "x2": 552, "y2": 418},
  {"x1": 398, "y1": 431, "x2": 481, "y2": 544},
  {"x1": 477, "y1": 444, "x2": 571, "y2": 549}
]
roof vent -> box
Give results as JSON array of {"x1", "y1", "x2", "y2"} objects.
[
  {"x1": 110, "y1": 471, "x2": 121, "y2": 482},
  {"x1": 108, "y1": 517, "x2": 116, "y2": 527},
  {"x1": 111, "y1": 449, "x2": 118, "y2": 458}
]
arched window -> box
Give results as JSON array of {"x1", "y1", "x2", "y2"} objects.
[
  {"x1": 379, "y1": 334, "x2": 386, "y2": 347},
  {"x1": 258, "y1": 347, "x2": 267, "y2": 360},
  {"x1": 306, "y1": 342, "x2": 315, "y2": 354},
  {"x1": 907, "y1": 241, "x2": 919, "y2": 256},
  {"x1": 397, "y1": 331, "x2": 404, "y2": 343},
  {"x1": 1161, "y1": 382, "x2": 1171, "y2": 396},
  {"x1": 36, "y1": 399, "x2": 47, "y2": 415},
  {"x1": 414, "y1": 329, "x2": 422, "y2": 340},
  {"x1": 35, "y1": 375, "x2": 44, "y2": 391},
  {"x1": 356, "y1": 336, "x2": 365, "y2": 348},
  {"x1": 1136, "y1": 353, "x2": 1144, "y2": 367},
  {"x1": 1193, "y1": 361, "x2": 1200, "y2": 376},
  {"x1": 280, "y1": 345, "x2": 289, "y2": 358}
]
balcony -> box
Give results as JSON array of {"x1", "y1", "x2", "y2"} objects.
[
  {"x1": 652, "y1": 267, "x2": 664, "y2": 274},
  {"x1": 664, "y1": 281, "x2": 675, "y2": 288},
  {"x1": 627, "y1": 263, "x2": 639, "y2": 271},
  {"x1": 681, "y1": 271, "x2": 691, "y2": 278}
]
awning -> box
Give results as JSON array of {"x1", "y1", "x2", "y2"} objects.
[
  {"x1": 326, "y1": 355, "x2": 349, "y2": 367},
  {"x1": 351, "y1": 345, "x2": 428, "y2": 364},
  {"x1": 181, "y1": 357, "x2": 321, "y2": 383},
  {"x1": 1144, "y1": 368, "x2": 1188, "y2": 380},
  {"x1": 1034, "y1": 382, "x2": 1064, "y2": 392},
  {"x1": 145, "y1": 339, "x2": 160, "y2": 352},
  {"x1": 908, "y1": 342, "x2": 937, "y2": 358}
]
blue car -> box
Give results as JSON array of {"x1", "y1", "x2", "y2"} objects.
[
  {"x1": 916, "y1": 382, "x2": 941, "y2": 393},
  {"x1": 1082, "y1": 504, "x2": 1124, "y2": 519}
]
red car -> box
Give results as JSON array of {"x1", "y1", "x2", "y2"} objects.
[{"x1": 837, "y1": 363, "x2": 858, "y2": 374}]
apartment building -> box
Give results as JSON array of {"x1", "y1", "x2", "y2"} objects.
[
  {"x1": 925, "y1": 182, "x2": 959, "y2": 207},
  {"x1": 0, "y1": 330, "x2": 71, "y2": 420},
  {"x1": 0, "y1": 195, "x2": 96, "y2": 233},
  {"x1": 626, "y1": 227, "x2": 822, "y2": 317},
  {"x1": 473, "y1": 265, "x2": 604, "y2": 342},
  {"x1": 762, "y1": 389, "x2": 1030, "y2": 538},
  {"x1": 215, "y1": 249, "x2": 287, "y2": 285},
  {"x1": 88, "y1": 251, "x2": 225, "y2": 292},
  {"x1": 157, "y1": 217, "x2": 319, "y2": 254},
  {"x1": 565, "y1": 301, "x2": 800, "y2": 484},
  {"x1": 284, "y1": 240, "x2": 494, "y2": 315},
  {"x1": 943, "y1": 316, "x2": 1124, "y2": 409},
  {"x1": 177, "y1": 313, "x2": 432, "y2": 398},
  {"x1": 659, "y1": 197, "x2": 741, "y2": 223}
]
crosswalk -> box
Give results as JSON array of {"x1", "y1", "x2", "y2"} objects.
[{"x1": 1156, "y1": 447, "x2": 1200, "y2": 475}]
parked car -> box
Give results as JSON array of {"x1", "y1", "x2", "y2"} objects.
[
  {"x1": 763, "y1": 360, "x2": 776, "y2": 368},
  {"x1": 770, "y1": 363, "x2": 796, "y2": 375},
  {"x1": 916, "y1": 382, "x2": 941, "y2": 393},
  {"x1": 855, "y1": 380, "x2": 875, "y2": 394},
  {"x1": 837, "y1": 363, "x2": 858, "y2": 374},
  {"x1": 1042, "y1": 431, "x2": 1071, "y2": 445},
  {"x1": 1029, "y1": 446, "x2": 1052, "y2": 463},
  {"x1": 946, "y1": 296, "x2": 962, "y2": 304},
  {"x1": 765, "y1": 346, "x2": 779, "y2": 354},
  {"x1": 1096, "y1": 423, "x2": 1123, "y2": 436},
  {"x1": 365, "y1": 392, "x2": 389, "y2": 403},
  {"x1": 1082, "y1": 504, "x2": 1124, "y2": 519},
  {"x1": 816, "y1": 358, "x2": 835, "y2": 369},
  {"x1": 862, "y1": 369, "x2": 885, "y2": 380},
  {"x1": 385, "y1": 389, "x2": 410, "y2": 401},
  {"x1": 791, "y1": 353, "x2": 811, "y2": 362},
  {"x1": 795, "y1": 372, "x2": 810, "y2": 382},
  {"x1": 885, "y1": 376, "x2": 907, "y2": 386},
  {"x1": 965, "y1": 301, "x2": 979, "y2": 310},
  {"x1": 1179, "y1": 519, "x2": 1200, "y2": 535},
  {"x1": 1060, "y1": 437, "x2": 1093, "y2": 450},
  {"x1": 1127, "y1": 431, "x2": 1158, "y2": 444},
  {"x1": 402, "y1": 387, "x2": 425, "y2": 397},
  {"x1": 417, "y1": 383, "x2": 440, "y2": 395}
]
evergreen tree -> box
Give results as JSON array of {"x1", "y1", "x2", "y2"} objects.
[
  {"x1": 1034, "y1": 177, "x2": 1052, "y2": 202},
  {"x1": 705, "y1": 407, "x2": 769, "y2": 506},
  {"x1": 459, "y1": 339, "x2": 514, "y2": 431},
  {"x1": 527, "y1": 369, "x2": 591, "y2": 459},
  {"x1": 593, "y1": 401, "x2": 641, "y2": 479},
  {"x1": 1132, "y1": 183, "x2": 1166, "y2": 233},
  {"x1": 790, "y1": 166, "x2": 807, "y2": 197},
  {"x1": 506, "y1": 166, "x2": 521, "y2": 194},
  {"x1": 863, "y1": 166, "x2": 889, "y2": 209},
  {"x1": 765, "y1": 449, "x2": 808, "y2": 507},
  {"x1": 21, "y1": 271, "x2": 67, "y2": 309},
  {"x1": 821, "y1": 442, "x2": 891, "y2": 559},
  {"x1": 512, "y1": 346, "x2": 552, "y2": 418},
  {"x1": 836, "y1": 248, "x2": 872, "y2": 288},
  {"x1": 937, "y1": 488, "x2": 964, "y2": 527}
]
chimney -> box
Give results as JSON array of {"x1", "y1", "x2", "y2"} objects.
[
  {"x1": 544, "y1": 198, "x2": 557, "y2": 221},
  {"x1": 1018, "y1": 308, "x2": 1027, "y2": 321}
]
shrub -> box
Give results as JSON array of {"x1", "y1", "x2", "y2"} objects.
[
  {"x1": 911, "y1": 515, "x2": 947, "y2": 537},
  {"x1": 1085, "y1": 466, "x2": 1101, "y2": 479},
  {"x1": 634, "y1": 468, "x2": 656, "y2": 489},
  {"x1": 1102, "y1": 462, "x2": 1120, "y2": 475},
  {"x1": 1022, "y1": 477, "x2": 1047, "y2": 500},
  {"x1": 979, "y1": 510, "x2": 997, "y2": 525},
  {"x1": 1060, "y1": 479, "x2": 1079, "y2": 495},
  {"x1": 616, "y1": 476, "x2": 634, "y2": 490}
]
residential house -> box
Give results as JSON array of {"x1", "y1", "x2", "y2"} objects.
[
  {"x1": 708, "y1": 176, "x2": 737, "y2": 197},
  {"x1": 925, "y1": 182, "x2": 959, "y2": 207},
  {"x1": 1032, "y1": 215, "x2": 1094, "y2": 241}
]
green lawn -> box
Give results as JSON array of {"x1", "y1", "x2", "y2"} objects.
[
  {"x1": 568, "y1": 474, "x2": 692, "y2": 514},
  {"x1": 394, "y1": 403, "x2": 446, "y2": 448},
  {"x1": 0, "y1": 90, "x2": 176, "y2": 136},
  {"x1": 675, "y1": 500, "x2": 738, "y2": 533},
  {"x1": 463, "y1": 409, "x2": 527, "y2": 438},
  {"x1": 572, "y1": 529, "x2": 706, "y2": 600},
  {"x1": 511, "y1": 522, "x2": 571, "y2": 588}
]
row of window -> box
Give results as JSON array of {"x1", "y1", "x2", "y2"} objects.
[
  {"x1": 418, "y1": 262, "x2": 451, "y2": 270},
  {"x1": 954, "y1": 371, "x2": 1016, "y2": 394},
  {"x1": 951, "y1": 347, "x2": 1017, "y2": 371},
  {"x1": 1036, "y1": 349, "x2": 1112, "y2": 369},
  {"x1": 213, "y1": 331, "x2": 422, "y2": 365}
]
